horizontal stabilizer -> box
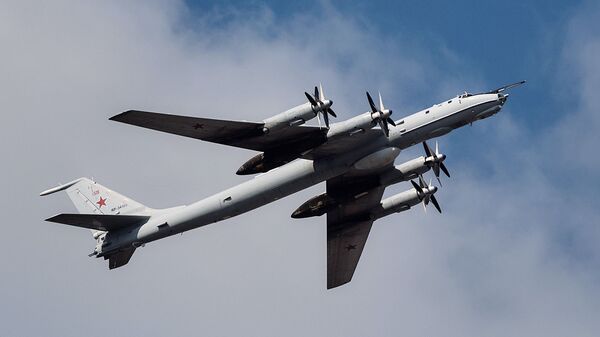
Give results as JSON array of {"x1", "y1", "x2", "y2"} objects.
[{"x1": 45, "y1": 213, "x2": 150, "y2": 231}]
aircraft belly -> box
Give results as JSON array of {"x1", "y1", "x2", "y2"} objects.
[
  {"x1": 353, "y1": 147, "x2": 401, "y2": 170},
  {"x1": 136, "y1": 158, "x2": 350, "y2": 243}
]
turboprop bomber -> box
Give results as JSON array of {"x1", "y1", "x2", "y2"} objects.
[{"x1": 41, "y1": 81, "x2": 525, "y2": 288}]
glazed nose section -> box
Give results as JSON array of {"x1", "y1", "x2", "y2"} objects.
[{"x1": 498, "y1": 93, "x2": 509, "y2": 105}]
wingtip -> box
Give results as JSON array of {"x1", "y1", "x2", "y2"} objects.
[
  {"x1": 327, "y1": 276, "x2": 353, "y2": 289},
  {"x1": 44, "y1": 214, "x2": 61, "y2": 222},
  {"x1": 327, "y1": 280, "x2": 350, "y2": 290},
  {"x1": 109, "y1": 110, "x2": 133, "y2": 121}
]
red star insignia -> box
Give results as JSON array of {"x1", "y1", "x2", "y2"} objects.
[{"x1": 97, "y1": 197, "x2": 107, "y2": 208}]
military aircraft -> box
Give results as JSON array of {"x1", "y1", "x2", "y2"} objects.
[{"x1": 41, "y1": 81, "x2": 525, "y2": 289}]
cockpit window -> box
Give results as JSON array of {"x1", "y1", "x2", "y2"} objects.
[{"x1": 459, "y1": 92, "x2": 473, "y2": 98}]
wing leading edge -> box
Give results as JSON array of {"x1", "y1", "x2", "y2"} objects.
[{"x1": 110, "y1": 110, "x2": 326, "y2": 153}]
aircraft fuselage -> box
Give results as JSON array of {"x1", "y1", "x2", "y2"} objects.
[{"x1": 99, "y1": 93, "x2": 505, "y2": 255}]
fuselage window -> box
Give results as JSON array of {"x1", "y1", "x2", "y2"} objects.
[
  {"x1": 447, "y1": 100, "x2": 452, "y2": 104},
  {"x1": 425, "y1": 110, "x2": 429, "y2": 114}
]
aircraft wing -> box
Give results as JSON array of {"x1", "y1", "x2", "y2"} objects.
[
  {"x1": 326, "y1": 170, "x2": 387, "y2": 289},
  {"x1": 307, "y1": 128, "x2": 383, "y2": 159},
  {"x1": 110, "y1": 110, "x2": 326, "y2": 152}
]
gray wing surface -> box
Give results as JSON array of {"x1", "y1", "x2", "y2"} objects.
[
  {"x1": 326, "y1": 172, "x2": 387, "y2": 289},
  {"x1": 307, "y1": 128, "x2": 383, "y2": 159},
  {"x1": 110, "y1": 110, "x2": 326, "y2": 152}
]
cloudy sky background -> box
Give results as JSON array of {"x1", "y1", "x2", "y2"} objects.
[{"x1": 1, "y1": 1, "x2": 599, "y2": 336}]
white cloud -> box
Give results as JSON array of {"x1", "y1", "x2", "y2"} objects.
[{"x1": 1, "y1": 1, "x2": 599, "y2": 337}]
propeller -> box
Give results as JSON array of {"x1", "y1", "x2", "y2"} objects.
[
  {"x1": 410, "y1": 176, "x2": 442, "y2": 214},
  {"x1": 305, "y1": 83, "x2": 337, "y2": 129},
  {"x1": 485, "y1": 80, "x2": 526, "y2": 94},
  {"x1": 366, "y1": 91, "x2": 396, "y2": 137},
  {"x1": 423, "y1": 141, "x2": 450, "y2": 185}
]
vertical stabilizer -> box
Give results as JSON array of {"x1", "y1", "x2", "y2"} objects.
[{"x1": 62, "y1": 178, "x2": 146, "y2": 215}]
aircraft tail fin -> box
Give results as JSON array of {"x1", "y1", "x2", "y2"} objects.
[
  {"x1": 41, "y1": 178, "x2": 151, "y2": 269},
  {"x1": 40, "y1": 178, "x2": 154, "y2": 269},
  {"x1": 40, "y1": 177, "x2": 147, "y2": 216}
]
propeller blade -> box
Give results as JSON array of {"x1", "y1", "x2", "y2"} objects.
[
  {"x1": 378, "y1": 92, "x2": 385, "y2": 111},
  {"x1": 305, "y1": 92, "x2": 317, "y2": 106},
  {"x1": 410, "y1": 180, "x2": 423, "y2": 196},
  {"x1": 423, "y1": 142, "x2": 432, "y2": 158},
  {"x1": 440, "y1": 162, "x2": 450, "y2": 177},
  {"x1": 379, "y1": 119, "x2": 389, "y2": 137},
  {"x1": 435, "y1": 174, "x2": 442, "y2": 187},
  {"x1": 418, "y1": 175, "x2": 426, "y2": 189},
  {"x1": 314, "y1": 86, "x2": 319, "y2": 102},
  {"x1": 322, "y1": 110, "x2": 330, "y2": 128},
  {"x1": 424, "y1": 195, "x2": 430, "y2": 206},
  {"x1": 435, "y1": 141, "x2": 439, "y2": 156},
  {"x1": 430, "y1": 195, "x2": 442, "y2": 213},
  {"x1": 319, "y1": 83, "x2": 325, "y2": 101},
  {"x1": 387, "y1": 117, "x2": 396, "y2": 127},
  {"x1": 327, "y1": 108, "x2": 337, "y2": 118},
  {"x1": 433, "y1": 164, "x2": 440, "y2": 178},
  {"x1": 366, "y1": 92, "x2": 377, "y2": 113}
]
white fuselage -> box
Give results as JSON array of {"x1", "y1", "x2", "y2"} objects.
[{"x1": 100, "y1": 93, "x2": 503, "y2": 255}]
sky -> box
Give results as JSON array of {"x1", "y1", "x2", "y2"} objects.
[{"x1": 1, "y1": 1, "x2": 599, "y2": 336}]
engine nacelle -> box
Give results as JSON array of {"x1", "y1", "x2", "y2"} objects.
[
  {"x1": 371, "y1": 189, "x2": 421, "y2": 220},
  {"x1": 326, "y1": 112, "x2": 377, "y2": 138},
  {"x1": 293, "y1": 182, "x2": 436, "y2": 220},
  {"x1": 262, "y1": 103, "x2": 318, "y2": 133},
  {"x1": 237, "y1": 152, "x2": 296, "y2": 175},
  {"x1": 379, "y1": 157, "x2": 429, "y2": 186},
  {"x1": 291, "y1": 193, "x2": 336, "y2": 218}
]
